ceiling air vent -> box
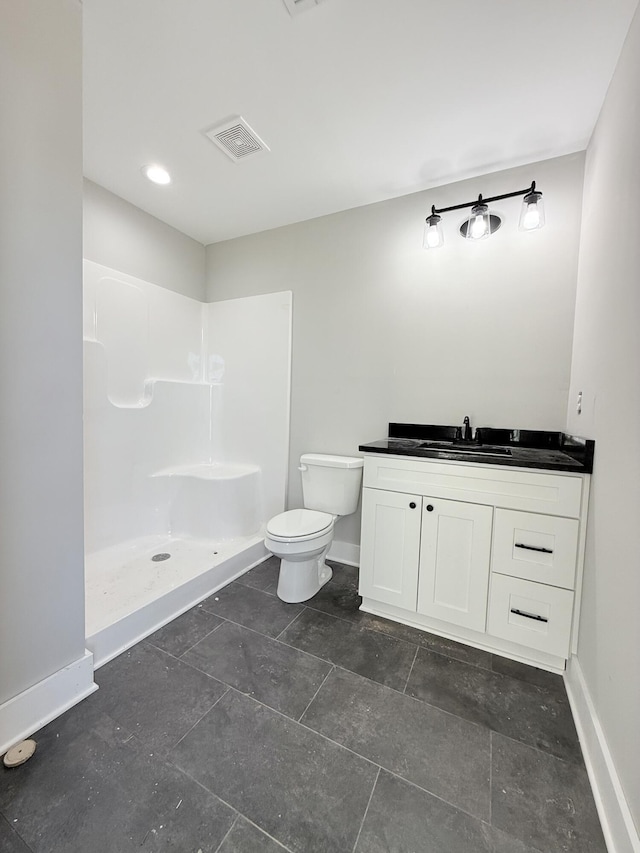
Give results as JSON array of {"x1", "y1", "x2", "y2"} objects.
[
  {"x1": 282, "y1": 0, "x2": 326, "y2": 17},
  {"x1": 205, "y1": 117, "x2": 270, "y2": 162}
]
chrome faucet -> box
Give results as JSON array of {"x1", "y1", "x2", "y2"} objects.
[{"x1": 463, "y1": 415, "x2": 472, "y2": 442}]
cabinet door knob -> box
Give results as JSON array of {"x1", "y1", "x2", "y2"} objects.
[
  {"x1": 426, "y1": 504, "x2": 434, "y2": 512},
  {"x1": 409, "y1": 502, "x2": 416, "y2": 509}
]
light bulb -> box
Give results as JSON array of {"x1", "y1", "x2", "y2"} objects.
[
  {"x1": 522, "y1": 203, "x2": 540, "y2": 230},
  {"x1": 426, "y1": 225, "x2": 441, "y2": 248},
  {"x1": 470, "y1": 214, "x2": 487, "y2": 239}
]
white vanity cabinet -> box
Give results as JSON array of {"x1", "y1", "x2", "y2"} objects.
[{"x1": 359, "y1": 453, "x2": 590, "y2": 671}]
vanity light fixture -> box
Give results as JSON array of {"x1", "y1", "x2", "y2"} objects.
[
  {"x1": 423, "y1": 181, "x2": 544, "y2": 249},
  {"x1": 142, "y1": 164, "x2": 171, "y2": 185}
]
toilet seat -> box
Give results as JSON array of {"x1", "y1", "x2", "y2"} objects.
[{"x1": 266, "y1": 509, "x2": 334, "y2": 542}]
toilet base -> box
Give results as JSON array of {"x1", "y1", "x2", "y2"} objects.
[{"x1": 277, "y1": 548, "x2": 333, "y2": 603}]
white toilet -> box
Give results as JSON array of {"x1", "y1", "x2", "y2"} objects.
[{"x1": 265, "y1": 453, "x2": 364, "y2": 603}]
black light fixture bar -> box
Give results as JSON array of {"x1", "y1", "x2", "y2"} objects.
[{"x1": 430, "y1": 181, "x2": 538, "y2": 217}]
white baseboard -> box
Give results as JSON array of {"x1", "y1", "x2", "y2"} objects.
[
  {"x1": 564, "y1": 657, "x2": 640, "y2": 853},
  {"x1": 328, "y1": 540, "x2": 360, "y2": 567},
  {"x1": 0, "y1": 650, "x2": 97, "y2": 756}
]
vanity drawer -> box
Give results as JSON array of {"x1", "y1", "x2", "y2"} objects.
[
  {"x1": 488, "y1": 574, "x2": 574, "y2": 658},
  {"x1": 492, "y1": 509, "x2": 579, "y2": 589}
]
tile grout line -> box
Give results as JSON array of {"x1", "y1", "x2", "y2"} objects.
[
  {"x1": 172, "y1": 760, "x2": 295, "y2": 853},
  {"x1": 178, "y1": 736, "x2": 504, "y2": 853},
  {"x1": 301, "y1": 602, "x2": 422, "y2": 651},
  {"x1": 325, "y1": 663, "x2": 494, "y2": 734},
  {"x1": 169, "y1": 686, "x2": 231, "y2": 753},
  {"x1": 155, "y1": 653, "x2": 485, "y2": 748},
  {"x1": 351, "y1": 766, "x2": 380, "y2": 853},
  {"x1": 177, "y1": 565, "x2": 512, "y2": 677},
  {"x1": 489, "y1": 730, "x2": 493, "y2": 826},
  {"x1": 184, "y1": 611, "x2": 306, "y2": 652},
  {"x1": 183, "y1": 605, "x2": 498, "y2": 737},
  {"x1": 403, "y1": 645, "x2": 420, "y2": 694},
  {"x1": 225, "y1": 687, "x2": 382, "y2": 770},
  {"x1": 235, "y1": 578, "x2": 278, "y2": 598},
  {"x1": 151, "y1": 563, "x2": 548, "y2": 685},
  {"x1": 487, "y1": 726, "x2": 585, "y2": 767},
  {"x1": 139, "y1": 626, "x2": 232, "y2": 685},
  {"x1": 274, "y1": 606, "x2": 307, "y2": 640},
  {"x1": 297, "y1": 665, "x2": 335, "y2": 723},
  {"x1": 152, "y1": 611, "x2": 559, "y2": 710},
  {"x1": 220, "y1": 686, "x2": 488, "y2": 825},
  {"x1": 230, "y1": 815, "x2": 295, "y2": 852},
  {"x1": 147, "y1": 617, "x2": 226, "y2": 661},
  {"x1": 212, "y1": 814, "x2": 238, "y2": 853},
  {"x1": 170, "y1": 691, "x2": 490, "y2": 837},
  {"x1": 381, "y1": 765, "x2": 491, "y2": 825},
  {"x1": 143, "y1": 577, "x2": 573, "y2": 766},
  {"x1": 271, "y1": 632, "x2": 429, "y2": 698},
  {"x1": 192, "y1": 610, "x2": 338, "y2": 670},
  {"x1": 129, "y1": 606, "x2": 506, "y2": 745},
  {"x1": 160, "y1": 608, "x2": 346, "y2": 687},
  {"x1": 177, "y1": 615, "x2": 226, "y2": 658},
  {"x1": 1, "y1": 814, "x2": 36, "y2": 853}
]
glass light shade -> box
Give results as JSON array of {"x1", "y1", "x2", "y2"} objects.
[
  {"x1": 423, "y1": 214, "x2": 444, "y2": 250},
  {"x1": 465, "y1": 203, "x2": 491, "y2": 241},
  {"x1": 519, "y1": 192, "x2": 545, "y2": 231}
]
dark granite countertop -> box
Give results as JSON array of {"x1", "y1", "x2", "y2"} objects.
[{"x1": 359, "y1": 424, "x2": 594, "y2": 474}]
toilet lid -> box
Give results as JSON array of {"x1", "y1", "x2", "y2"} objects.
[{"x1": 267, "y1": 509, "x2": 334, "y2": 539}]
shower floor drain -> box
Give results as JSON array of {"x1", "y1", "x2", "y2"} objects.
[{"x1": 151, "y1": 553, "x2": 171, "y2": 562}]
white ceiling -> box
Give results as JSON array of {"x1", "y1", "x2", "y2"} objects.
[{"x1": 83, "y1": 0, "x2": 638, "y2": 245}]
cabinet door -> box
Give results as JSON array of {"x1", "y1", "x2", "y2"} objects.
[
  {"x1": 359, "y1": 488, "x2": 422, "y2": 611},
  {"x1": 417, "y1": 498, "x2": 493, "y2": 632}
]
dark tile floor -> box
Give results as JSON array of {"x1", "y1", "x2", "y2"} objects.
[{"x1": 0, "y1": 559, "x2": 607, "y2": 853}]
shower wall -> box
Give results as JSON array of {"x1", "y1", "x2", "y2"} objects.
[{"x1": 83, "y1": 260, "x2": 292, "y2": 554}]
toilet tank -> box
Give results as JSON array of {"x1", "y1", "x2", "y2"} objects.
[{"x1": 300, "y1": 453, "x2": 364, "y2": 515}]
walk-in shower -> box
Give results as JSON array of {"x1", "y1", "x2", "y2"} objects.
[{"x1": 83, "y1": 261, "x2": 291, "y2": 665}]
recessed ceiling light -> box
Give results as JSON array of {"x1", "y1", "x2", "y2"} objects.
[{"x1": 142, "y1": 164, "x2": 171, "y2": 185}]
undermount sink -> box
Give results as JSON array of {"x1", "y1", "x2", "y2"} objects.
[{"x1": 418, "y1": 441, "x2": 512, "y2": 457}]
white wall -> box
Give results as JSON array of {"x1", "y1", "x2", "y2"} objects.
[
  {"x1": 83, "y1": 179, "x2": 206, "y2": 300},
  {"x1": 206, "y1": 153, "x2": 585, "y2": 546},
  {"x1": 566, "y1": 4, "x2": 640, "y2": 841},
  {"x1": 0, "y1": 0, "x2": 89, "y2": 714}
]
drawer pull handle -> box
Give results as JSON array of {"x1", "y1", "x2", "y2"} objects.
[
  {"x1": 409, "y1": 502, "x2": 417, "y2": 509},
  {"x1": 515, "y1": 543, "x2": 553, "y2": 554},
  {"x1": 510, "y1": 608, "x2": 549, "y2": 623}
]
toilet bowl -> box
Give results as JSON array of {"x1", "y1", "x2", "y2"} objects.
[
  {"x1": 264, "y1": 453, "x2": 364, "y2": 603},
  {"x1": 265, "y1": 509, "x2": 336, "y2": 603}
]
